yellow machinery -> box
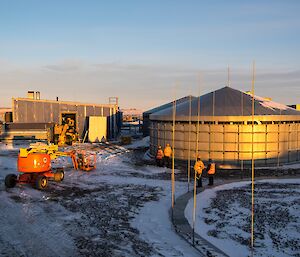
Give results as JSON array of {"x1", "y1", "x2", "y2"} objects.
[
  {"x1": 54, "y1": 118, "x2": 78, "y2": 146},
  {"x1": 19, "y1": 142, "x2": 70, "y2": 159}
]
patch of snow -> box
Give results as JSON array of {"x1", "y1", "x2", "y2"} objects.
[
  {"x1": 185, "y1": 179, "x2": 300, "y2": 257},
  {"x1": 0, "y1": 188, "x2": 76, "y2": 256},
  {"x1": 255, "y1": 162, "x2": 300, "y2": 170},
  {"x1": 143, "y1": 149, "x2": 153, "y2": 161},
  {"x1": 253, "y1": 95, "x2": 291, "y2": 111},
  {"x1": 124, "y1": 136, "x2": 149, "y2": 150},
  {"x1": 0, "y1": 156, "x2": 17, "y2": 177},
  {"x1": 131, "y1": 180, "x2": 200, "y2": 257}
]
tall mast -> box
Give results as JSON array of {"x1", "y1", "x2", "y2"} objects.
[{"x1": 251, "y1": 61, "x2": 256, "y2": 254}]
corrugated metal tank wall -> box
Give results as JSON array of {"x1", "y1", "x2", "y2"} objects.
[
  {"x1": 142, "y1": 113, "x2": 150, "y2": 136},
  {"x1": 150, "y1": 118, "x2": 300, "y2": 166}
]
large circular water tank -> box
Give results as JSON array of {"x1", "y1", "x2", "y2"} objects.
[{"x1": 149, "y1": 87, "x2": 300, "y2": 166}]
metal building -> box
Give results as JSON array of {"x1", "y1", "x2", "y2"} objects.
[
  {"x1": 149, "y1": 86, "x2": 300, "y2": 166},
  {"x1": 11, "y1": 96, "x2": 121, "y2": 140}
]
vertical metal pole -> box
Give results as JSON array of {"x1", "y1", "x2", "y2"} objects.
[
  {"x1": 277, "y1": 109, "x2": 282, "y2": 167},
  {"x1": 193, "y1": 168, "x2": 197, "y2": 246},
  {"x1": 209, "y1": 124, "x2": 211, "y2": 160},
  {"x1": 277, "y1": 121, "x2": 280, "y2": 169},
  {"x1": 265, "y1": 124, "x2": 268, "y2": 166},
  {"x1": 113, "y1": 106, "x2": 117, "y2": 139},
  {"x1": 241, "y1": 91, "x2": 244, "y2": 171},
  {"x1": 212, "y1": 91, "x2": 215, "y2": 160},
  {"x1": 171, "y1": 95, "x2": 177, "y2": 221},
  {"x1": 193, "y1": 88, "x2": 201, "y2": 246},
  {"x1": 277, "y1": 123, "x2": 280, "y2": 168},
  {"x1": 297, "y1": 123, "x2": 299, "y2": 161},
  {"x1": 196, "y1": 91, "x2": 201, "y2": 157},
  {"x1": 238, "y1": 124, "x2": 240, "y2": 165},
  {"x1": 223, "y1": 124, "x2": 225, "y2": 163},
  {"x1": 188, "y1": 95, "x2": 192, "y2": 192},
  {"x1": 251, "y1": 61, "x2": 255, "y2": 253},
  {"x1": 288, "y1": 124, "x2": 290, "y2": 162},
  {"x1": 227, "y1": 65, "x2": 231, "y2": 87}
]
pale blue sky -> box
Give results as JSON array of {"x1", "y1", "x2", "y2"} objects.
[{"x1": 0, "y1": 0, "x2": 299, "y2": 109}]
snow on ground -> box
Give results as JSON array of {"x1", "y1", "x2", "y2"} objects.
[
  {"x1": 0, "y1": 140, "x2": 199, "y2": 257},
  {"x1": 256, "y1": 162, "x2": 300, "y2": 170},
  {"x1": 185, "y1": 179, "x2": 300, "y2": 257},
  {"x1": 2, "y1": 139, "x2": 300, "y2": 256},
  {"x1": 0, "y1": 188, "x2": 76, "y2": 257},
  {"x1": 124, "y1": 136, "x2": 150, "y2": 150},
  {"x1": 132, "y1": 182, "x2": 200, "y2": 257}
]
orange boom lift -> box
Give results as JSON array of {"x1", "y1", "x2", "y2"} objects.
[{"x1": 4, "y1": 143, "x2": 97, "y2": 190}]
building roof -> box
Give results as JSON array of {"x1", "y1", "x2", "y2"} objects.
[
  {"x1": 143, "y1": 95, "x2": 196, "y2": 115},
  {"x1": 150, "y1": 86, "x2": 300, "y2": 120},
  {"x1": 13, "y1": 98, "x2": 117, "y2": 108},
  {"x1": 0, "y1": 108, "x2": 12, "y2": 113}
]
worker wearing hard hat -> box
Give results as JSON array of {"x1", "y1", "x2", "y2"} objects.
[
  {"x1": 194, "y1": 156, "x2": 205, "y2": 187},
  {"x1": 207, "y1": 159, "x2": 216, "y2": 186},
  {"x1": 156, "y1": 145, "x2": 164, "y2": 167},
  {"x1": 164, "y1": 143, "x2": 172, "y2": 168}
]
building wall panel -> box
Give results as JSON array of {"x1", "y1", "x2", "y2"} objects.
[
  {"x1": 12, "y1": 99, "x2": 119, "y2": 140},
  {"x1": 103, "y1": 107, "x2": 110, "y2": 116}
]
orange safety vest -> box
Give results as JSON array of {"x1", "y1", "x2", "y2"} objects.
[
  {"x1": 156, "y1": 149, "x2": 164, "y2": 160},
  {"x1": 208, "y1": 163, "x2": 216, "y2": 175},
  {"x1": 164, "y1": 146, "x2": 172, "y2": 157},
  {"x1": 194, "y1": 160, "x2": 205, "y2": 175}
]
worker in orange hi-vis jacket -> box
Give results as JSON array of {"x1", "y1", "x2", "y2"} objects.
[
  {"x1": 163, "y1": 143, "x2": 172, "y2": 168},
  {"x1": 207, "y1": 159, "x2": 216, "y2": 186},
  {"x1": 155, "y1": 145, "x2": 164, "y2": 167},
  {"x1": 194, "y1": 156, "x2": 205, "y2": 187}
]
